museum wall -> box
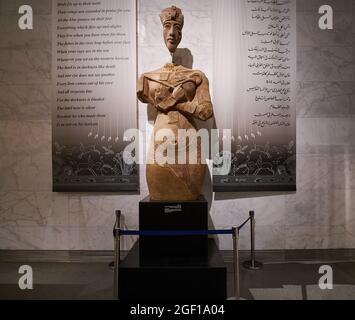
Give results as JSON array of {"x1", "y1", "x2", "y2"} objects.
[{"x1": 0, "y1": 0, "x2": 354, "y2": 251}]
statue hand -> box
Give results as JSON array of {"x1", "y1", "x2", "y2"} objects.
[
  {"x1": 156, "y1": 85, "x2": 186, "y2": 112},
  {"x1": 173, "y1": 82, "x2": 197, "y2": 102},
  {"x1": 181, "y1": 81, "x2": 197, "y2": 101},
  {"x1": 157, "y1": 96, "x2": 177, "y2": 112},
  {"x1": 172, "y1": 86, "x2": 186, "y2": 102}
]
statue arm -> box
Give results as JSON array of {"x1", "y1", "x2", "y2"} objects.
[
  {"x1": 137, "y1": 71, "x2": 214, "y2": 121},
  {"x1": 137, "y1": 75, "x2": 154, "y2": 105},
  {"x1": 176, "y1": 73, "x2": 213, "y2": 121},
  {"x1": 137, "y1": 74, "x2": 179, "y2": 111}
]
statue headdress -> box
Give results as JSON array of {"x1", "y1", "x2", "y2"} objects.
[{"x1": 160, "y1": 6, "x2": 184, "y2": 27}]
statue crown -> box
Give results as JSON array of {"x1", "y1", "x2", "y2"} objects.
[{"x1": 160, "y1": 6, "x2": 184, "y2": 27}]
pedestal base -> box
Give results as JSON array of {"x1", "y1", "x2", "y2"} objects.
[{"x1": 118, "y1": 239, "x2": 227, "y2": 301}]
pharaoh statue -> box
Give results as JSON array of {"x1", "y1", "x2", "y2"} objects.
[{"x1": 137, "y1": 6, "x2": 213, "y2": 201}]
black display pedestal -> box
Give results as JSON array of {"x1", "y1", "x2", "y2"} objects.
[
  {"x1": 139, "y1": 196, "x2": 209, "y2": 261},
  {"x1": 118, "y1": 197, "x2": 227, "y2": 301}
]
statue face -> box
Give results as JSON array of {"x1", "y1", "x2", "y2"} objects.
[{"x1": 163, "y1": 21, "x2": 182, "y2": 53}]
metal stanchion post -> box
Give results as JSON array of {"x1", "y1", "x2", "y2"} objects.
[
  {"x1": 113, "y1": 228, "x2": 121, "y2": 300},
  {"x1": 243, "y1": 211, "x2": 263, "y2": 270},
  {"x1": 231, "y1": 226, "x2": 240, "y2": 300},
  {"x1": 116, "y1": 210, "x2": 121, "y2": 264},
  {"x1": 110, "y1": 211, "x2": 121, "y2": 270},
  {"x1": 113, "y1": 211, "x2": 121, "y2": 300}
]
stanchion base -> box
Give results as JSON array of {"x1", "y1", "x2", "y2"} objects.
[{"x1": 243, "y1": 260, "x2": 263, "y2": 270}]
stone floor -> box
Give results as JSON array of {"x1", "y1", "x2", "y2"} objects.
[{"x1": 0, "y1": 258, "x2": 355, "y2": 300}]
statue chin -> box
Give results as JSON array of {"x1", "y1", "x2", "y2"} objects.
[
  {"x1": 165, "y1": 40, "x2": 180, "y2": 54},
  {"x1": 167, "y1": 45, "x2": 177, "y2": 53}
]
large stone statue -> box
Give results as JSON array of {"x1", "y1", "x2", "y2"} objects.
[{"x1": 137, "y1": 6, "x2": 213, "y2": 201}]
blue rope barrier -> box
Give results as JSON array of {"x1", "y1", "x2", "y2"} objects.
[{"x1": 118, "y1": 229, "x2": 233, "y2": 237}]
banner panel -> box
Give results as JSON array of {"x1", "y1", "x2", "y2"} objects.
[
  {"x1": 52, "y1": 0, "x2": 138, "y2": 192},
  {"x1": 213, "y1": 0, "x2": 297, "y2": 192}
]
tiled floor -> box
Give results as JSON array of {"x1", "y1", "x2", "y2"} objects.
[{"x1": 1, "y1": 259, "x2": 355, "y2": 300}]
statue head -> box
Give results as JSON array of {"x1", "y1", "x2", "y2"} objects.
[{"x1": 160, "y1": 6, "x2": 184, "y2": 53}]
